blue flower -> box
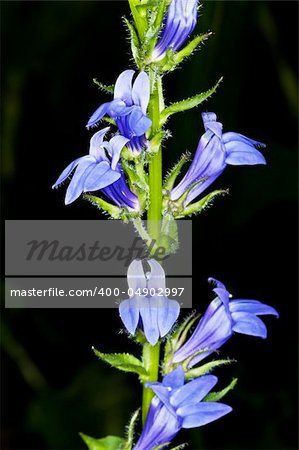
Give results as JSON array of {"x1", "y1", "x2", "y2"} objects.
[
  {"x1": 173, "y1": 278, "x2": 279, "y2": 368},
  {"x1": 52, "y1": 127, "x2": 136, "y2": 206},
  {"x1": 119, "y1": 259, "x2": 180, "y2": 345},
  {"x1": 87, "y1": 70, "x2": 152, "y2": 152},
  {"x1": 152, "y1": 0, "x2": 198, "y2": 62},
  {"x1": 171, "y1": 112, "x2": 267, "y2": 206},
  {"x1": 134, "y1": 366, "x2": 232, "y2": 449}
]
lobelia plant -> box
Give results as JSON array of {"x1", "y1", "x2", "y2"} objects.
[{"x1": 53, "y1": 0, "x2": 278, "y2": 449}]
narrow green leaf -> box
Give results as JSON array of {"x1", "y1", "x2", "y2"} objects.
[
  {"x1": 163, "y1": 152, "x2": 191, "y2": 192},
  {"x1": 170, "y1": 444, "x2": 188, "y2": 450},
  {"x1": 160, "y1": 77, "x2": 223, "y2": 124},
  {"x1": 123, "y1": 409, "x2": 140, "y2": 450},
  {"x1": 204, "y1": 378, "x2": 238, "y2": 402},
  {"x1": 93, "y1": 79, "x2": 114, "y2": 94},
  {"x1": 92, "y1": 347, "x2": 148, "y2": 378},
  {"x1": 83, "y1": 195, "x2": 122, "y2": 219},
  {"x1": 156, "y1": 213, "x2": 179, "y2": 255},
  {"x1": 123, "y1": 18, "x2": 140, "y2": 66},
  {"x1": 174, "y1": 32, "x2": 212, "y2": 65},
  {"x1": 80, "y1": 433, "x2": 125, "y2": 450},
  {"x1": 185, "y1": 358, "x2": 235, "y2": 380},
  {"x1": 175, "y1": 189, "x2": 228, "y2": 218},
  {"x1": 128, "y1": 0, "x2": 148, "y2": 40}
]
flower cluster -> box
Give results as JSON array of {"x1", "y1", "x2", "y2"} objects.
[{"x1": 53, "y1": 70, "x2": 151, "y2": 209}]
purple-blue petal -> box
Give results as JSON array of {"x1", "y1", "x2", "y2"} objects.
[
  {"x1": 170, "y1": 375, "x2": 218, "y2": 409},
  {"x1": 132, "y1": 71, "x2": 150, "y2": 115},
  {"x1": 180, "y1": 402, "x2": 232, "y2": 428},
  {"x1": 157, "y1": 296, "x2": 180, "y2": 337},
  {"x1": 83, "y1": 162, "x2": 121, "y2": 192},
  {"x1": 65, "y1": 157, "x2": 96, "y2": 205},
  {"x1": 231, "y1": 311, "x2": 268, "y2": 338},
  {"x1": 139, "y1": 297, "x2": 160, "y2": 346},
  {"x1": 108, "y1": 135, "x2": 130, "y2": 170},
  {"x1": 225, "y1": 141, "x2": 267, "y2": 165},
  {"x1": 89, "y1": 127, "x2": 110, "y2": 158},
  {"x1": 119, "y1": 297, "x2": 140, "y2": 335},
  {"x1": 52, "y1": 156, "x2": 84, "y2": 188},
  {"x1": 128, "y1": 107, "x2": 152, "y2": 136},
  {"x1": 162, "y1": 365, "x2": 185, "y2": 389},
  {"x1": 114, "y1": 70, "x2": 135, "y2": 104},
  {"x1": 229, "y1": 299, "x2": 279, "y2": 317}
]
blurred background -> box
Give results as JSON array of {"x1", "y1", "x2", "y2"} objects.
[{"x1": 1, "y1": 1, "x2": 298, "y2": 449}]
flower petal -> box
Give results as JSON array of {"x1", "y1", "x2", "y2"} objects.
[
  {"x1": 127, "y1": 259, "x2": 147, "y2": 292},
  {"x1": 89, "y1": 127, "x2": 110, "y2": 158},
  {"x1": 119, "y1": 297, "x2": 140, "y2": 335},
  {"x1": 180, "y1": 402, "x2": 232, "y2": 428},
  {"x1": 170, "y1": 375, "x2": 218, "y2": 408},
  {"x1": 128, "y1": 107, "x2": 152, "y2": 136},
  {"x1": 83, "y1": 161, "x2": 121, "y2": 192},
  {"x1": 147, "y1": 259, "x2": 166, "y2": 291},
  {"x1": 231, "y1": 311, "x2": 268, "y2": 338},
  {"x1": 139, "y1": 297, "x2": 160, "y2": 345},
  {"x1": 65, "y1": 157, "x2": 96, "y2": 204},
  {"x1": 132, "y1": 71, "x2": 150, "y2": 115},
  {"x1": 157, "y1": 296, "x2": 180, "y2": 337},
  {"x1": 224, "y1": 132, "x2": 266, "y2": 165},
  {"x1": 114, "y1": 69, "x2": 135, "y2": 104},
  {"x1": 52, "y1": 157, "x2": 84, "y2": 188},
  {"x1": 229, "y1": 300, "x2": 279, "y2": 317},
  {"x1": 87, "y1": 99, "x2": 128, "y2": 128},
  {"x1": 108, "y1": 135, "x2": 130, "y2": 170},
  {"x1": 163, "y1": 366, "x2": 185, "y2": 389}
]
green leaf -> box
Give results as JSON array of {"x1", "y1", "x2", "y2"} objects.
[
  {"x1": 204, "y1": 378, "x2": 238, "y2": 402},
  {"x1": 93, "y1": 79, "x2": 114, "y2": 94},
  {"x1": 128, "y1": 0, "x2": 148, "y2": 40},
  {"x1": 175, "y1": 189, "x2": 228, "y2": 218},
  {"x1": 124, "y1": 18, "x2": 141, "y2": 66},
  {"x1": 123, "y1": 409, "x2": 140, "y2": 450},
  {"x1": 80, "y1": 433, "x2": 125, "y2": 450},
  {"x1": 163, "y1": 152, "x2": 191, "y2": 192},
  {"x1": 160, "y1": 77, "x2": 223, "y2": 125},
  {"x1": 173, "y1": 33, "x2": 212, "y2": 65},
  {"x1": 185, "y1": 358, "x2": 235, "y2": 380},
  {"x1": 92, "y1": 347, "x2": 148, "y2": 379},
  {"x1": 83, "y1": 195, "x2": 123, "y2": 219}
]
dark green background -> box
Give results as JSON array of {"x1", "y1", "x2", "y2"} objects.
[{"x1": 1, "y1": 1, "x2": 298, "y2": 449}]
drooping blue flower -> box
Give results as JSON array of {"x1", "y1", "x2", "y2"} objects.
[
  {"x1": 173, "y1": 278, "x2": 279, "y2": 368},
  {"x1": 171, "y1": 112, "x2": 267, "y2": 206},
  {"x1": 52, "y1": 127, "x2": 138, "y2": 208},
  {"x1": 87, "y1": 70, "x2": 152, "y2": 152},
  {"x1": 152, "y1": 0, "x2": 199, "y2": 62},
  {"x1": 119, "y1": 259, "x2": 180, "y2": 345},
  {"x1": 134, "y1": 366, "x2": 232, "y2": 449}
]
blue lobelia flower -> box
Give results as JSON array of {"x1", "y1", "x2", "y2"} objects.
[
  {"x1": 52, "y1": 127, "x2": 137, "y2": 207},
  {"x1": 134, "y1": 366, "x2": 232, "y2": 449},
  {"x1": 86, "y1": 70, "x2": 152, "y2": 152},
  {"x1": 119, "y1": 259, "x2": 180, "y2": 346},
  {"x1": 171, "y1": 112, "x2": 267, "y2": 206},
  {"x1": 173, "y1": 278, "x2": 279, "y2": 368},
  {"x1": 151, "y1": 0, "x2": 199, "y2": 62}
]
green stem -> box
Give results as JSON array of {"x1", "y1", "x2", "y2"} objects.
[
  {"x1": 141, "y1": 70, "x2": 164, "y2": 425},
  {"x1": 142, "y1": 342, "x2": 161, "y2": 424},
  {"x1": 148, "y1": 70, "x2": 164, "y2": 242}
]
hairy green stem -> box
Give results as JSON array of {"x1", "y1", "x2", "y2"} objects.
[
  {"x1": 141, "y1": 70, "x2": 164, "y2": 425},
  {"x1": 142, "y1": 342, "x2": 161, "y2": 425}
]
